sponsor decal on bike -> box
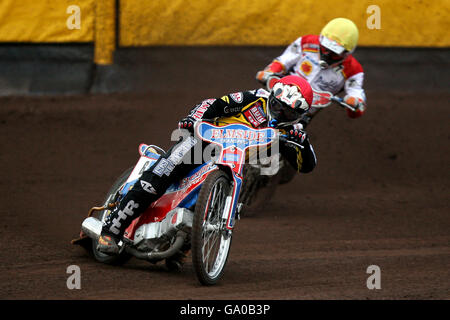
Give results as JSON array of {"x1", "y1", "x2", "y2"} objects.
[
  {"x1": 138, "y1": 160, "x2": 151, "y2": 175},
  {"x1": 230, "y1": 92, "x2": 243, "y2": 103},
  {"x1": 312, "y1": 90, "x2": 333, "y2": 107},
  {"x1": 198, "y1": 123, "x2": 276, "y2": 152},
  {"x1": 179, "y1": 163, "x2": 216, "y2": 189},
  {"x1": 210, "y1": 128, "x2": 267, "y2": 143}
]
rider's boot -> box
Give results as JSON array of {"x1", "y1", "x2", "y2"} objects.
[
  {"x1": 96, "y1": 156, "x2": 178, "y2": 254},
  {"x1": 165, "y1": 251, "x2": 188, "y2": 271},
  {"x1": 165, "y1": 240, "x2": 191, "y2": 271},
  {"x1": 97, "y1": 193, "x2": 157, "y2": 254},
  {"x1": 97, "y1": 175, "x2": 162, "y2": 254},
  {"x1": 97, "y1": 232, "x2": 120, "y2": 254},
  {"x1": 97, "y1": 137, "x2": 197, "y2": 254}
]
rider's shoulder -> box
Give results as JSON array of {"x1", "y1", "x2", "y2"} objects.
[
  {"x1": 341, "y1": 54, "x2": 364, "y2": 79},
  {"x1": 253, "y1": 88, "x2": 270, "y2": 99},
  {"x1": 300, "y1": 34, "x2": 320, "y2": 45},
  {"x1": 298, "y1": 35, "x2": 320, "y2": 52}
]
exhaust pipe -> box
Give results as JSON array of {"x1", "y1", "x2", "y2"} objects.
[
  {"x1": 82, "y1": 216, "x2": 187, "y2": 262},
  {"x1": 125, "y1": 231, "x2": 187, "y2": 262}
]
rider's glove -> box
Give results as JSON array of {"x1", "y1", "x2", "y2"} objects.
[
  {"x1": 344, "y1": 95, "x2": 366, "y2": 119},
  {"x1": 286, "y1": 127, "x2": 308, "y2": 145},
  {"x1": 178, "y1": 116, "x2": 197, "y2": 132},
  {"x1": 256, "y1": 61, "x2": 285, "y2": 86}
]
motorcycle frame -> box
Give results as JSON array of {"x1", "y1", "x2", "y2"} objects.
[{"x1": 118, "y1": 122, "x2": 277, "y2": 242}]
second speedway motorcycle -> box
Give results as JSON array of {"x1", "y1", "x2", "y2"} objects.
[
  {"x1": 239, "y1": 88, "x2": 357, "y2": 212},
  {"x1": 72, "y1": 121, "x2": 280, "y2": 285}
]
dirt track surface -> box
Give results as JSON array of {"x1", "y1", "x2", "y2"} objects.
[{"x1": 0, "y1": 49, "x2": 449, "y2": 300}]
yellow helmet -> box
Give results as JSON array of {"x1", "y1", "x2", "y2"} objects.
[{"x1": 320, "y1": 18, "x2": 359, "y2": 53}]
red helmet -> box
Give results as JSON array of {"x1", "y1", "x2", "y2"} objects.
[{"x1": 268, "y1": 75, "x2": 313, "y2": 126}]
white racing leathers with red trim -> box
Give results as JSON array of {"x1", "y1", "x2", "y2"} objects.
[{"x1": 266, "y1": 35, "x2": 367, "y2": 124}]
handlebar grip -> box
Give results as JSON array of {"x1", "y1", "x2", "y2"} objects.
[
  {"x1": 331, "y1": 96, "x2": 343, "y2": 103},
  {"x1": 331, "y1": 96, "x2": 356, "y2": 112}
]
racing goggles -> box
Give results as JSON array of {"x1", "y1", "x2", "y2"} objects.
[
  {"x1": 268, "y1": 94, "x2": 303, "y2": 124},
  {"x1": 320, "y1": 46, "x2": 346, "y2": 61},
  {"x1": 319, "y1": 36, "x2": 348, "y2": 66}
]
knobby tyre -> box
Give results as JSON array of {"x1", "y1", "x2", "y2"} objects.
[{"x1": 191, "y1": 170, "x2": 233, "y2": 285}]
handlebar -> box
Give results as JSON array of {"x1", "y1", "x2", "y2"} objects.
[
  {"x1": 264, "y1": 75, "x2": 356, "y2": 112},
  {"x1": 193, "y1": 120, "x2": 305, "y2": 149},
  {"x1": 330, "y1": 96, "x2": 356, "y2": 112}
]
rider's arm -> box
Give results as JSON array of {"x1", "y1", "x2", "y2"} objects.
[
  {"x1": 186, "y1": 90, "x2": 264, "y2": 120},
  {"x1": 342, "y1": 57, "x2": 367, "y2": 118},
  {"x1": 280, "y1": 138, "x2": 317, "y2": 173},
  {"x1": 256, "y1": 37, "x2": 303, "y2": 84},
  {"x1": 299, "y1": 107, "x2": 322, "y2": 128},
  {"x1": 276, "y1": 36, "x2": 304, "y2": 71}
]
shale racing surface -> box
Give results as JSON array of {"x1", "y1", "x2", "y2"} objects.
[{"x1": 0, "y1": 48, "x2": 449, "y2": 299}]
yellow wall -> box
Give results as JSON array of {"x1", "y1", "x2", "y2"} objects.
[
  {"x1": 120, "y1": 0, "x2": 450, "y2": 47},
  {"x1": 0, "y1": 0, "x2": 448, "y2": 65},
  {"x1": 0, "y1": 0, "x2": 94, "y2": 42},
  {"x1": 94, "y1": 0, "x2": 116, "y2": 65}
]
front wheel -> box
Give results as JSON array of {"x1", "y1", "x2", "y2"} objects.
[{"x1": 191, "y1": 170, "x2": 233, "y2": 285}]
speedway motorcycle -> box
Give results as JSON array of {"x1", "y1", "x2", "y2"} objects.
[
  {"x1": 72, "y1": 121, "x2": 283, "y2": 285},
  {"x1": 239, "y1": 87, "x2": 357, "y2": 212}
]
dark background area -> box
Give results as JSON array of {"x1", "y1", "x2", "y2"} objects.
[{"x1": 0, "y1": 45, "x2": 449, "y2": 95}]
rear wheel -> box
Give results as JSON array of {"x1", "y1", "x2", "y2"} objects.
[
  {"x1": 277, "y1": 158, "x2": 296, "y2": 184},
  {"x1": 239, "y1": 164, "x2": 277, "y2": 216},
  {"x1": 91, "y1": 167, "x2": 133, "y2": 265},
  {"x1": 191, "y1": 170, "x2": 233, "y2": 285}
]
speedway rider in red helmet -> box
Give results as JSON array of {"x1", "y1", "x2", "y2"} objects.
[
  {"x1": 256, "y1": 18, "x2": 367, "y2": 127},
  {"x1": 98, "y1": 75, "x2": 317, "y2": 256}
]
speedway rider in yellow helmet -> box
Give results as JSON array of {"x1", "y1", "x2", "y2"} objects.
[{"x1": 256, "y1": 18, "x2": 367, "y2": 125}]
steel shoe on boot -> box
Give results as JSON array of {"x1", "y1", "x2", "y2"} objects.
[
  {"x1": 165, "y1": 238, "x2": 191, "y2": 272},
  {"x1": 97, "y1": 233, "x2": 120, "y2": 254},
  {"x1": 165, "y1": 250, "x2": 189, "y2": 272}
]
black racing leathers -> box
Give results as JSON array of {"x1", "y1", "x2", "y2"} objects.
[
  {"x1": 187, "y1": 89, "x2": 317, "y2": 173},
  {"x1": 101, "y1": 89, "x2": 317, "y2": 238}
]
